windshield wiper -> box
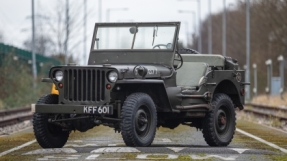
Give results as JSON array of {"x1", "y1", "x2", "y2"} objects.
[
  {"x1": 152, "y1": 25, "x2": 158, "y2": 46},
  {"x1": 131, "y1": 26, "x2": 138, "y2": 49}
]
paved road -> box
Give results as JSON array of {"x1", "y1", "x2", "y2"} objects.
[{"x1": 0, "y1": 119, "x2": 287, "y2": 160}]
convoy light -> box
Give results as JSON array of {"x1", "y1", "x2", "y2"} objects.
[
  {"x1": 106, "y1": 84, "x2": 111, "y2": 90},
  {"x1": 108, "y1": 71, "x2": 118, "y2": 83},
  {"x1": 55, "y1": 71, "x2": 63, "y2": 82},
  {"x1": 240, "y1": 88, "x2": 245, "y2": 96},
  {"x1": 58, "y1": 83, "x2": 63, "y2": 88}
]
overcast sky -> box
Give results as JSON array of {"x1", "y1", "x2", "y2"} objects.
[{"x1": 0, "y1": 0, "x2": 237, "y2": 64}]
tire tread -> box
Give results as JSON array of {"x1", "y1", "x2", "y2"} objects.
[
  {"x1": 120, "y1": 93, "x2": 157, "y2": 147},
  {"x1": 202, "y1": 93, "x2": 236, "y2": 146},
  {"x1": 33, "y1": 94, "x2": 69, "y2": 148}
]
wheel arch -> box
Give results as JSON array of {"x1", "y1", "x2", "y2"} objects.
[
  {"x1": 213, "y1": 80, "x2": 243, "y2": 109},
  {"x1": 113, "y1": 80, "x2": 173, "y2": 112}
]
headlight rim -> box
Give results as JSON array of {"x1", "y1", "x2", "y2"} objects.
[
  {"x1": 107, "y1": 71, "x2": 118, "y2": 83},
  {"x1": 54, "y1": 70, "x2": 64, "y2": 82}
]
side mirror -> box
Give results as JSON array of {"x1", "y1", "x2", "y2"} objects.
[{"x1": 129, "y1": 27, "x2": 138, "y2": 34}]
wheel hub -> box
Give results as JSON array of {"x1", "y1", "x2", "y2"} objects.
[
  {"x1": 216, "y1": 108, "x2": 228, "y2": 133},
  {"x1": 135, "y1": 109, "x2": 149, "y2": 134},
  {"x1": 220, "y1": 116, "x2": 226, "y2": 125}
]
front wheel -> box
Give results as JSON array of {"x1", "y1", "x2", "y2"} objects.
[
  {"x1": 121, "y1": 93, "x2": 157, "y2": 147},
  {"x1": 33, "y1": 94, "x2": 69, "y2": 148},
  {"x1": 202, "y1": 93, "x2": 236, "y2": 146}
]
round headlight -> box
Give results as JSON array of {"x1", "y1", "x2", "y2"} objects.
[
  {"x1": 108, "y1": 71, "x2": 118, "y2": 83},
  {"x1": 55, "y1": 71, "x2": 63, "y2": 82}
]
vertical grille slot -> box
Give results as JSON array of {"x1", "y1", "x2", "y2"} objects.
[
  {"x1": 63, "y1": 68, "x2": 106, "y2": 102},
  {"x1": 101, "y1": 71, "x2": 105, "y2": 100},
  {"x1": 83, "y1": 69, "x2": 87, "y2": 101},
  {"x1": 88, "y1": 70, "x2": 91, "y2": 101},
  {"x1": 68, "y1": 69, "x2": 73, "y2": 101},
  {"x1": 64, "y1": 70, "x2": 68, "y2": 99},
  {"x1": 92, "y1": 70, "x2": 96, "y2": 101},
  {"x1": 73, "y1": 69, "x2": 77, "y2": 101},
  {"x1": 78, "y1": 70, "x2": 82, "y2": 101},
  {"x1": 96, "y1": 70, "x2": 100, "y2": 101}
]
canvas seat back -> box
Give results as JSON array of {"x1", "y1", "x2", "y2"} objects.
[{"x1": 176, "y1": 62, "x2": 208, "y2": 87}]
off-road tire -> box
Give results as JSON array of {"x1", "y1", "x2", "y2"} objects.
[
  {"x1": 121, "y1": 93, "x2": 157, "y2": 147},
  {"x1": 202, "y1": 93, "x2": 236, "y2": 146},
  {"x1": 33, "y1": 94, "x2": 69, "y2": 148}
]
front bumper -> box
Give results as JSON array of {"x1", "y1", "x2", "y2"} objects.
[{"x1": 31, "y1": 104, "x2": 113, "y2": 115}]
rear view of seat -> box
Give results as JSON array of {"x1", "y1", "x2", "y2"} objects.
[
  {"x1": 176, "y1": 62, "x2": 208, "y2": 88},
  {"x1": 181, "y1": 54, "x2": 225, "y2": 67}
]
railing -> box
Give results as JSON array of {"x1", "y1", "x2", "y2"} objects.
[
  {"x1": 244, "y1": 103, "x2": 287, "y2": 121},
  {"x1": 0, "y1": 107, "x2": 32, "y2": 127}
]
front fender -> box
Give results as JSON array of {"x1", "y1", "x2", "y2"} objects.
[{"x1": 115, "y1": 80, "x2": 173, "y2": 112}]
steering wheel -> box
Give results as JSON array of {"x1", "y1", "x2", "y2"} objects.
[
  {"x1": 153, "y1": 44, "x2": 167, "y2": 49},
  {"x1": 174, "y1": 51, "x2": 183, "y2": 70}
]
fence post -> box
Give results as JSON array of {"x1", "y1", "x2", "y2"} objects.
[
  {"x1": 265, "y1": 59, "x2": 272, "y2": 95},
  {"x1": 253, "y1": 63, "x2": 257, "y2": 97},
  {"x1": 277, "y1": 55, "x2": 284, "y2": 98}
]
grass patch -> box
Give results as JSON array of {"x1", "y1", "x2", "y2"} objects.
[{"x1": 146, "y1": 154, "x2": 168, "y2": 159}]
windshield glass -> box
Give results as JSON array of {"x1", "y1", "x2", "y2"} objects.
[{"x1": 94, "y1": 25, "x2": 176, "y2": 50}]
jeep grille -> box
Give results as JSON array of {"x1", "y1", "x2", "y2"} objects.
[{"x1": 63, "y1": 69, "x2": 106, "y2": 102}]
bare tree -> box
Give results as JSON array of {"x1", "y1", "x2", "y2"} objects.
[
  {"x1": 23, "y1": 1, "x2": 95, "y2": 63},
  {"x1": 192, "y1": 0, "x2": 287, "y2": 94},
  {"x1": 23, "y1": 34, "x2": 55, "y2": 56}
]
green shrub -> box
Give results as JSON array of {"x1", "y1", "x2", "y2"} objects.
[{"x1": 0, "y1": 53, "x2": 50, "y2": 109}]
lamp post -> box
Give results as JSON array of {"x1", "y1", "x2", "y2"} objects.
[
  {"x1": 278, "y1": 55, "x2": 284, "y2": 96},
  {"x1": 253, "y1": 63, "x2": 257, "y2": 97},
  {"x1": 178, "y1": 0, "x2": 201, "y2": 53},
  {"x1": 197, "y1": 0, "x2": 201, "y2": 53},
  {"x1": 64, "y1": 0, "x2": 70, "y2": 65},
  {"x1": 222, "y1": 0, "x2": 226, "y2": 56},
  {"x1": 208, "y1": 0, "x2": 212, "y2": 54},
  {"x1": 99, "y1": 0, "x2": 102, "y2": 22},
  {"x1": 83, "y1": 0, "x2": 87, "y2": 65},
  {"x1": 31, "y1": 0, "x2": 37, "y2": 87},
  {"x1": 182, "y1": 21, "x2": 190, "y2": 47},
  {"x1": 178, "y1": 10, "x2": 196, "y2": 48},
  {"x1": 246, "y1": 0, "x2": 251, "y2": 100},
  {"x1": 265, "y1": 59, "x2": 272, "y2": 95}
]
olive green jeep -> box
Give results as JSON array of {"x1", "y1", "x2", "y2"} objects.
[{"x1": 32, "y1": 22, "x2": 249, "y2": 148}]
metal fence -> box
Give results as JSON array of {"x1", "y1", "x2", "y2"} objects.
[{"x1": 0, "y1": 43, "x2": 61, "y2": 72}]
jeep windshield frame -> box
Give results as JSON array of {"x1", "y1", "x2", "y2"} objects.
[
  {"x1": 88, "y1": 22, "x2": 180, "y2": 66},
  {"x1": 91, "y1": 22, "x2": 179, "y2": 51}
]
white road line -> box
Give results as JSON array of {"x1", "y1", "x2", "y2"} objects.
[
  {"x1": 190, "y1": 154, "x2": 238, "y2": 160},
  {"x1": 108, "y1": 144, "x2": 117, "y2": 146},
  {"x1": 64, "y1": 144, "x2": 98, "y2": 147},
  {"x1": 136, "y1": 154, "x2": 178, "y2": 159},
  {"x1": 236, "y1": 128, "x2": 287, "y2": 153},
  {"x1": 0, "y1": 139, "x2": 36, "y2": 157},
  {"x1": 24, "y1": 148, "x2": 77, "y2": 155},
  {"x1": 230, "y1": 148, "x2": 249, "y2": 154},
  {"x1": 37, "y1": 155, "x2": 80, "y2": 160},
  {"x1": 162, "y1": 138, "x2": 172, "y2": 143},
  {"x1": 167, "y1": 147, "x2": 185, "y2": 153},
  {"x1": 91, "y1": 147, "x2": 140, "y2": 153},
  {"x1": 85, "y1": 154, "x2": 100, "y2": 160}
]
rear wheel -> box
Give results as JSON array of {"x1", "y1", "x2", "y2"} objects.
[
  {"x1": 121, "y1": 93, "x2": 157, "y2": 146},
  {"x1": 202, "y1": 93, "x2": 235, "y2": 146},
  {"x1": 33, "y1": 94, "x2": 69, "y2": 148}
]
